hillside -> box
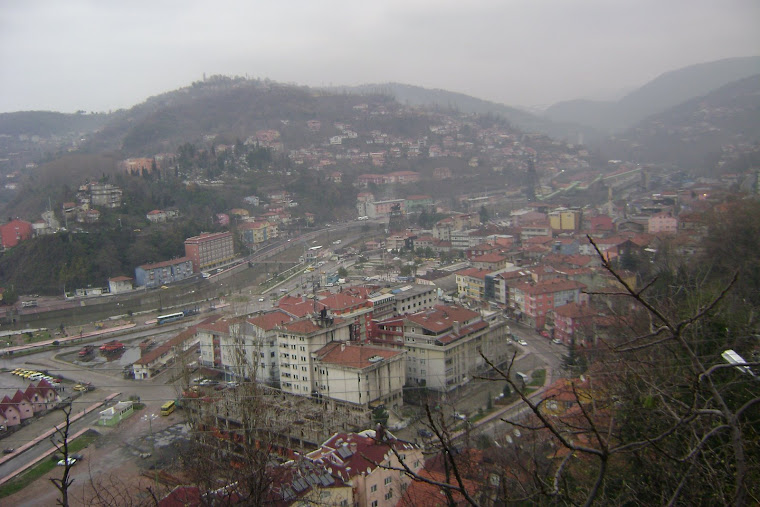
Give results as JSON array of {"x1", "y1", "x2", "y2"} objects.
[
  {"x1": 326, "y1": 82, "x2": 598, "y2": 142},
  {"x1": 0, "y1": 111, "x2": 110, "y2": 138},
  {"x1": 545, "y1": 56, "x2": 760, "y2": 132},
  {"x1": 598, "y1": 74, "x2": 760, "y2": 171},
  {"x1": 82, "y1": 76, "x2": 398, "y2": 156}
]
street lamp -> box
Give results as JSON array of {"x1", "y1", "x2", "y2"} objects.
[
  {"x1": 141, "y1": 413, "x2": 158, "y2": 452},
  {"x1": 142, "y1": 413, "x2": 159, "y2": 489}
]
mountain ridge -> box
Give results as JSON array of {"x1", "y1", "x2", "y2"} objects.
[{"x1": 544, "y1": 56, "x2": 760, "y2": 132}]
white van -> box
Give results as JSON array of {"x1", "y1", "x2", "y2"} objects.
[{"x1": 515, "y1": 372, "x2": 530, "y2": 384}]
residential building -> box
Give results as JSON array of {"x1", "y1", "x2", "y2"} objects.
[
  {"x1": 0, "y1": 219, "x2": 33, "y2": 248},
  {"x1": 375, "y1": 304, "x2": 510, "y2": 392},
  {"x1": 108, "y1": 276, "x2": 133, "y2": 294},
  {"x1": 0, "y1": 399, "x2": 21, "y2": 427},
  {"x1": 197, "y1": 318, "x2": 241, "y2": 373},
  {"x1": 392, "y1": 284, "x2": 438, "y2": 316},
  {"x1": 513, "y1": 278, "x2": 587, "y2": 329},
  {"x1": 552, "y1": 302, "x2": 598, "y2": 346},
  {"x1": 304, "y1": 429, "x2": 423, "y2": 507},
  {"x1": 146, "y1": 210, "x2": 168, "y2": 223},
  {"x1": 134, "y1": 257, "x2": 194, "y2": 288},
  {"x1": 245, "y1": 310, "x2": 294, "y2": 386},
  {"x1": 277, "y1": 316, "x2": 352, "y2": 398},
  {"x1": 319, "y1": 292, "x2": 374, "y2": 341},
  {"x1": 88, "y1": 183, "x2": 123, "y2": 208},
  {"x1": 184, "y1": 231, "x2": 235, "y2": 272},
  {"x1": 648, "y1": 211, "x2": 678, "y2": 234},
  {"x1": 239, "y1": 220, "x2": 278, "y2": 248},
  {"x1": 24, "y1": 380, "x2": 58, "y2": 412},
  {"x1": 456, "y1": 267, "x2": 490, "y2": 301},
  {"x1": 267, "y1": 459, "x2": 352, "y2": 505},
  {"x1": 133, "y1": 324, "x2": 205, "y2": 380},
  {"x1": 548, "y1": 208, "x2": 582, "y2": 231},
  {"x1": 312, "y1": 341, "x2": 406, "y2": 411},
  {"x1": 367, "y1": 199, "x2": 405, "y2": 219},
  {"x1": 404, "y1": 194, "x2": 433, "y2": 213}
]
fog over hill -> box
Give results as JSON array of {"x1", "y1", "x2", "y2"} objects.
[{"x1": 543, "y1": 56, "x2": 760, "y2": 133}]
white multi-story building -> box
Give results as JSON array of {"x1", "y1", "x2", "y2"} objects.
[
  {"x1": 244, "y1": 310, "x2": 294, "y2": 386},
  {"x1": 375, "y1": 304, "x2": 510, "y2": 392},
  {"x1": 277, "y1": 316, "x2": 351, "y2": 397},
  {"x1": 312, "y1": 342, "x2": 405, "y2": 412}
]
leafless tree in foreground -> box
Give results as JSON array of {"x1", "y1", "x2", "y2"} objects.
[
  {"x1": 49, "y1": 402, "x2": 74, "y2": 507},
  {"x1": 375, "y1": 236, "x2": 759, "y2": 506}
]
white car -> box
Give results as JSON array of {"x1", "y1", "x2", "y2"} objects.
[
  {"x1": 258, "y1": 297, "x2": 265, "y2": 302},
  {"x1": 57, "y1": 458, "x2": 77, "y2": 466},
  {"x1": 453, "y1": 412, "x2": 467, "y2": 420},
  {"x1": 517, "y1": 339, "x2": 528, "y2": 346}
]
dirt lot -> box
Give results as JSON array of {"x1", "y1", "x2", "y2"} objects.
[{"x1": 5, "y1": 407, "x2": 191, "y2": 506}]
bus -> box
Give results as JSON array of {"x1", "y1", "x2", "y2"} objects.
[
  {"x1": 156, "y1": 312, "x2": 185, "y2": 325},
  {"x1": 160, "y1": 400, "x2": 176, "y2": 416}
]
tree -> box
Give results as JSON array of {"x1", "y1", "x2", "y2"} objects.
[
  {"x1": 389, "y1": 235, "x2": 759, "y2": 505},
  {"x1": 50, "y1": 403, "x2": 74, "y2": 506},
  {"x1": 337, "y1": 266, "x2": 348, "y2": 278},
  {"x1": 479, "y1": 205, "x2": 489, "y2": 224},
  {"x1": 373, "y1": 405, "x2": 389, "y2": 427}
]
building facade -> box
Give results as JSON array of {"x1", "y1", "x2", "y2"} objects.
[
  {"x1": 134, "y1": 257, "x2": 194, "y2": 288},
  {"x1": 184, "y1": 231, "x2": 235, "y2": 272}
]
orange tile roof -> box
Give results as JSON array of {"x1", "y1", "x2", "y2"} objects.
[
  {"x1": 314, "y1": 342, "x2": 403, "y2": 369},
  {"x1": 405, "y1": 305, "x2": 480, "y2": 333},
  {"x1": 248, "y1": 310, "x2": 293, "y2": 330}
]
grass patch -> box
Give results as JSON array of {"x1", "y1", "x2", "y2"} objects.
[
  {"x1": 529, "y1": 369, "x2": 546, "y2": 386},
  {"x1": 0, "y1": 430, "x2": 99, "y2": 498}
]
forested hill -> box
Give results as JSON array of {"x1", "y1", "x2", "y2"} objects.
[
  {"x1": 0, "y1": 111, "x2": 110, "y2": 137},
  {"x1": 544, "y1": 55, "x2": 760, "y2": 132},
  {"x1": 82, "y1": 77, "x2": 397, "y2": 156},
  {"x1": 328, "y1": 82, "x2": 598, "y2": 142},
  {"x1": 598, "y1": 74, "x2": 760, "y2": 172}
]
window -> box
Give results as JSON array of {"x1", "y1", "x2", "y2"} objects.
[
  {"x1": 371, "y1": 501, "x2": 378, "y2": 507},
  {"x1": 370, "y1": 484, "x2": 377, "y2": 493},
  {"x1": 384, "y1": 477, "x2": 392, "y2": 485},
  {"x1": 384, "y1": 491, "x2": 393, "y2": 500}
]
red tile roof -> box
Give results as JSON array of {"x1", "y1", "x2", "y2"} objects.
[
  {"x1": 517, "y1": 278, "x2": 586, "y2": 296},
  {"x1": 456, "y1": 267, "x2": 490, "y2": 280},
  {"x1": 248, "y1": 310, "x2": 293, "y2": 330},
  {"x1": 306, "y1": 431, "x2": 418, "y2": 482},
  {"x1": 314, "y1": 342, "x2": 403, "y2": 369},
  {"x1": 405, "y1": 305, "x2": 480, "y2": 333},
  {"x1": 281, "y1": 319, "x2": 322, "y2": 334}
]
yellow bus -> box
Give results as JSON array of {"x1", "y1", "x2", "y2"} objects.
[{"x1": 160, "y1": 400, "x2": 176, "y2": 416}]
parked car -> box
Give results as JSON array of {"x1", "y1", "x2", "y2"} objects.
[
  {"x1": 417, "y1": 428, "x2": 433, "y2": 438},
  {"x1": 453, "y1": 412, "x2": 467, "y2": 420},
  {"x1": 552, "y1": 338, "x2": 562, "y2": 345},
  {"x1": 57, "y1": 458, "x2": 77, "y2": 466},
  {"x1": 517, "y1": 339, "x2": 528, "y2": 346}
]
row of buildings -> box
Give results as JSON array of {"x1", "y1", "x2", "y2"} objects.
[
  {"x1": 134, "y1": 231, "x2": 235, "y2": 288},
  {"x1": 0, "y1": 379, "x2": 60, "y2": 429}
]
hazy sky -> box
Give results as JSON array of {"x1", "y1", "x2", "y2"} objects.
[{"x1": 1, "y1": 0, "x2": 758, "y2": 113}]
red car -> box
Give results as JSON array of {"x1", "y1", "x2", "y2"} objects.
[{"x1": 540, "y1": 331, "x2": 551, "y2": 339}]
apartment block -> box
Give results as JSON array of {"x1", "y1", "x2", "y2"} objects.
[{"x1": 184, "y1": 231, "x2": 235, "y2": 272}]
